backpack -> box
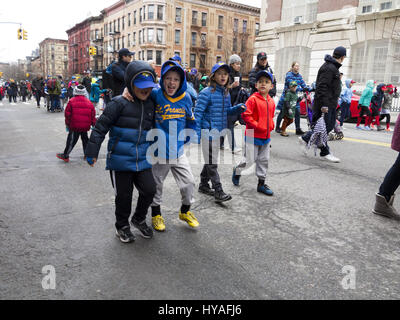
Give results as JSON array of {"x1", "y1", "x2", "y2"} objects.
[{"x1": 47, "y1": 79, "x2": 56, "y2": 91}]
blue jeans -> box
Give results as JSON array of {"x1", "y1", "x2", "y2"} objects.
[
  {"x1": 302, "y1": 107, "x2": 337, "y2": 157},
  {"x1": 339, "y1": 102, "x2": 350, "y2": 126},
  {"x1": 379, "y1": 153, "x2": 400, "y2": 199},
  {"x1": 50, "y1": 95, "x2": 60, "y2": 111}
]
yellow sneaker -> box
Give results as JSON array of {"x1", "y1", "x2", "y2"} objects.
[
  {"x1": 152, "y1": 215, "x2": 166, "y2": 232},
  {"x1": 179, "y1": 211, "x2": 199, "y2": 228}
]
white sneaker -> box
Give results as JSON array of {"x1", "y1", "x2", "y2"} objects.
[
  {"x1": 298, "y1": 137, "x2": 308, "y2": 155},
  {"x1": 232, "y1": 147, "x2": 242, "y2": 155},
  {"x1": 321, "y1": 154, "x2": 341, "y2": 163}
]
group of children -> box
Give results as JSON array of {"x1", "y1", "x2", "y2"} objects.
[
  {"x1": 354, "y1": 81, "x2": 396, "y2": 132},
  {"x1": 56, "y1": 58, "x2": 276, "y2": 243}
]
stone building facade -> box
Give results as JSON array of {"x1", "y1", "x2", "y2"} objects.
[
  {"x1": 256, "y1": 0, "x2": 400, "y2": 89},
  {"x1": 68, "y1": 0, "x2": 260, "y2": 77},
  {"x1": 39, "y1": 38, "x2": 69, "y2": 78}
]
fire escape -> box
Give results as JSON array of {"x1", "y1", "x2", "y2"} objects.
[{"x1": 190, "y1": 22, "x2": 209, "y2": 74}]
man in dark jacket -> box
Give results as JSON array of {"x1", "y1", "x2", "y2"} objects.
[
  {"x1": 248, "y1": 52, "x2": 277, "y2": 97},
  {"x1": 82, "y1": 72, "x2": 92, "y2": 94},
  {"x1": 32, "y1": 75, "x2": 44, "y2": 107},
  {"x1": 299, "y1": 46, "x2": 347, "y2": 163},
  {"x1": 111, "y1": 48, "x2": 134, "y2": 97}
]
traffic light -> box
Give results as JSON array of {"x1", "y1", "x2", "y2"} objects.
[
  {"x1": 23, "y1": 29, "x2": 28, "y2": 40},
  {"x1": 93, "y1": 47, "x2": 97, "y2": 55},
  {"x1": 89, "y1": 47, "x2": 93, "y2": 55},
  {"x1": 17, "y1": 28, "x2": 22, "y2": 40},
  {"x1": 0, "y1": 72, "x2": 3, "y2": 78}
]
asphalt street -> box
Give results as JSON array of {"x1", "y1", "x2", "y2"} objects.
[{"x1": 1, "y1": 99, "x2": 400, "y2": 300}]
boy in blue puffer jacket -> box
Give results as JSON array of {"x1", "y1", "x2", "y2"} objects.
[
  {"x1": 339, "y1": 79, "x2": 355, "y2": 127},
  {"x1": 85, "y1": 61, "x2": 158, "y2": 244},
  {"x1": 195, "y1": 62, "x2": 246, "y2": 203}
]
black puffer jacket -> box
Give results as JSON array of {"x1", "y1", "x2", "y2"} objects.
[
  {"x1": 313, "y1": 55, "x2": 342, "y2": 112},
  {"x1": 248, "y1": 63, "x2": 277, "y2": 97},
  {"x1": 111, "y1": 60, "x2": 130, "y2": 97},
  {"x1": 85, "y1": 61, "x2": 157, "y2": 172}
]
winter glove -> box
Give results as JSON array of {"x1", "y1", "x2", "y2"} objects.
[
  {"x1": 86, "y1": 157, "x2": 95, "y2": 166},
  {"x1": 66, "y1": 126, "x2": 70, "y2": 133}
]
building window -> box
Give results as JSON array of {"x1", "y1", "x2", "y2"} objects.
[
  {"x1": 157, "y1": 5, "x2": 164, "y2": 20},
  {"x1": 140, "y1": 8, "x2": 143, "y2": 22},
  {"x1": 176, "y1": 8, "x2": 182, "y2": 23},
  {"x1": 128, "y1": 13, "x2": 131, "y2": 27},
  {"x1": 147, "y1": 50, "x2": 153, "y2": 61},
  {"x1": 139, "y1": 30, "x2": 142, "y2": 44},
  {"x1": 133, "y1": 32, "x2": 136, "y2": 46},
  {"x1": 201, "y1": 33, "x2": 206, "y2": 47},
  {"x1": 191, "y1": 32, "x2": 197, "y2": 47},
  {"x1": 202, "y1": 12, "x2": 207, "y2": 26},
  {"x1": 200, "y1": 54, "x2": 206, "y2": 69},
  {"x1": 192, "y1": 11, "x2": 198, "y2": 25},
  {"x1": 175, "y1": 30, "x2": 181, "y2": 44},
  {"x1": 233, "y1": 19, "x2": 238, "y2": 32},
  {"x1": 190, "y1": 54, "x2": 196, "y2": 68},
  {"x1": 122, "y1": 36, "x2": 125, "y2": 48},
  {"x1": 156, "y1": 29, "x2": 163, "y2": 44},
  {"x1": 243, "y1": 20, "x2": 247, "y2": 33},
  {"x1": 148, "y1": 5, "x2": 154, "y2": 20},
  {"x1": 148, "y1": 29, "x2": 154, "y2": 43},
  {"x1": 380, "y1": 2, "x2": 392, "y2": 10},
  {"x1": 241, "y1": 38, "x2": 246, "y2": 52},
  {"x1": 216, "y1": 56, "x2": 222, "y2": 63},
  {"x1": 139, "y1": 51, "x2": 141, "y2": 60},
  {"x1": 156, "y1": 50, "x2": 162, "y2": 65},
  {"x1": 255, "y1": 23, "x2": 260, "y2": 36},
  {"x1": 217, "y1": 36, "x2": 222, "y2": 49},
  {"x1": 134, "y1": 11, "x2": 137, "y2": 24},
  {"x1": 232, "y1": 37, "x2": 237, "y2": 52},
  {"x1": 362, "y1": 5, "x2": 372, "y2": 13},
  {"x1": 218, "y1": 16, "x2": 223, "y2": 30},
  {"x1": 122, "y1": 16, "x2": 125, "y2": 30},
  {"x1": 143, "y1": 6, "x2": 146, "y2": 20},
  {"x1": 118, "y1": 18, "x2": 120, "y2": 31}
]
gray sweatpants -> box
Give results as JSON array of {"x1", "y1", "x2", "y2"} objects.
[
  {"x1": 234, "y1": 141, "x2": 270, "y2": 180},
  {"x1": 151, "y1": 154, "x2": 195, "y2": 207}
]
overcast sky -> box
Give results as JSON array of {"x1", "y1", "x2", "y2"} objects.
[{"x1": 0, "y1": 0, "x2": 262, "y2": 63}]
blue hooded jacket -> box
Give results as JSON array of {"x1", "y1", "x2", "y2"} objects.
[
  {"x1": 340, "y1": 79, "x2": 354, "y2": 104},
  {"x1": 150, "y1": 61, "x2": 196, "y2": 160},
  {"x1": 195, "y1": 83, "x2": 245, "y2": 141}
]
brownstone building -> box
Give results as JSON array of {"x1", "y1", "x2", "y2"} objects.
[{"x1": 39, "y1": 38, "x2": 69, "y2": 78}]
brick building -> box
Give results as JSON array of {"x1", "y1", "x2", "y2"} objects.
[
  {"x1": 68, "y1": 0, "x2": 260, "y2": 78},
  {"x1": 256, "y1": 0, "x2": 400, "y2": 88},
  {"x1": 39, "y1": 38, "x2": 69, "y2": 78}
]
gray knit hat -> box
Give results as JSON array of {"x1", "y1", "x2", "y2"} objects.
[
  {"x1": 73, "y1": 84, "x2": 88, "y2": 97},
  {"x1": 228, "y1": 54, "x2": 242, "y2": 65}
]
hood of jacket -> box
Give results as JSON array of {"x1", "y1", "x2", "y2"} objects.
[
  {"x1": 324, "y1": 55, "x2": 342, "y2": 69},
  {"x1": 366, "y1": 80, "x2": 375, "y2": 90},
  {"x1": 124, "y1": 60, "x2": 157, "y2": 98},
  {"x1": 376, "y1": 83, "x2": 386, "y2": 95},
  {"x1": 160, "y1": 60, "x2": 187, "y2": 99},
  {"x1": 345, "y1": 79, "x2": 353, "y2": 89}
]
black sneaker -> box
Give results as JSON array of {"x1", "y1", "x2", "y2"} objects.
[
  {"x1": 275, "y1": 128, "x2": 282, "y2": 133},
  {"x1": 198, "y1": 184, "x2": 215, "y2": 196},
  {"x1": 296, "y1": 128, "x2": 305, "y2": 135},
  {"x1": 115, "y1": 226, "x2": 136, "y2": 243},
  {"x1": 131, "y1": 218, "x2": 153, "y2": 239},
  {"x1": 215, "y1": 190, "x2": 232, "y2": 203}
]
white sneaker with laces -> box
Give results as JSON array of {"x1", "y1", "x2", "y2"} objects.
[{"x1": 321, "y1": 154, "x2": 341, "y2": 163}]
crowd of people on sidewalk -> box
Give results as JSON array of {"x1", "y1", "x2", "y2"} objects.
[{"x1": 4, "y1": 46, "x2": 397, "y2": 243}]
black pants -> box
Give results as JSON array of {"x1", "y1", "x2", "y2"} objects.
[
  {"x1": 63, "y1": 131, "x2": 89, "y2": 158},
  {"x1": 200, "y1": 141, "x2": 222, "y2": 191},
  {"x1": 379, "y1": 153, "x2": 400, "y2": 199},
  {"x1": 110, "y1": 169, "x2": 156, "y2": 229},
  {"x1": 380, "y1": 114, "x2": 391, "y2": 125},
  {"x1": 35, "y1": 91, "x2": 41, "y2": 106},
  {"x1": 302, "y1": 107, "x2": 337, "y2": 157}
]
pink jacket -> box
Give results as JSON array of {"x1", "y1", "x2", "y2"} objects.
[{"x1": 392, "y1": 116, "x2": 400, "y2": 152}]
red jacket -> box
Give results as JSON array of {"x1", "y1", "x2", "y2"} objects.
[
  {"x1": 242, "y1": 92, "x2": 275, "y2": 139},
  {"x1": 65, "y1": 96, "x2": 96, "y2": 132}
]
